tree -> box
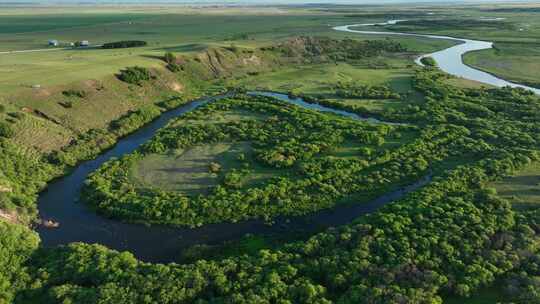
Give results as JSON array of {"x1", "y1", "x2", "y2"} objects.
[
  {"x1": 0, "y1": 122, "x2": 14, "y2": 138},
  {"x1": 164, "y1": 52, "x2": 176, "y2": 65}
]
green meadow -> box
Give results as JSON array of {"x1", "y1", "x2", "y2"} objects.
[{"x1": 491, "y1": 161, "x2": 540, "y2": 210}]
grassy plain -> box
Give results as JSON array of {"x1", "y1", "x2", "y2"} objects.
[
  {"x1": 130, "y1": 143, "x2": 246, "y2": 194},
  {"x1": 463, "y1": 43, "x2": 540, "y2": 88},
  {"x1": 491, "y1": 162, "x2": 540, "y2": 210},
  {"x1": 232, "y1": 63, "x2": 415, "y2": 93},
  {"x1": 0, "y1": 6, "x2": 461, "y2": 93}
]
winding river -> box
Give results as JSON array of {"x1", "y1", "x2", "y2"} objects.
[
  {"x1": 38, "y1": 21, "x2": 539, "y2": 263},
  {"x1": 37, "y1": 92, "x2": 429, "y2": 262},
  {"x1": 333, "y1": 20, "x2": 540, "y2": 95}
]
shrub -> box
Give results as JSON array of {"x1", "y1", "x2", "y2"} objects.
[
  {"x1": 62, "y1": 89, "x2": 87, "y2": 98},
  {"x1": 117, "y1": 66, "x2": 152, "y2": 86},
  {"x1": 420, "y1": 56, "x2": 438, "y2": 67},
  {"x1": 0, "y1": 122, "x2": 15, "y2": 138},
  {"x1": 58, "y1": 101, "x2": 73, "y2": 109},
  {"x1": 7, "y1": 112, "x2": 24, "y2": 120},
  {"x1": 164, "y1": 52, "x2": 176, "y2": 64}
]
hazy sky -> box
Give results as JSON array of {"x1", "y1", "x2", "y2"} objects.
[{"x1": 1, "y1": 0, "x2": 532, "y2": 3}]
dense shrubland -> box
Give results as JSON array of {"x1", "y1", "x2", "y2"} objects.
[
  {"x1": 0, "y1": 122, "x2": 14, "y2": 138},
  {"x1": 0, "y1": 222, "x2": 39, "y2": 304},
  {"x1": 0, "y1": 140, "x2": 61, "y2": 218},
  {"x1": 84, "y1": 95, "x2": 445, "y2": 226},
  {"x1": 61, "y1": 89, "x2": 87, "y2": 98},
  {"x1": 12, "y1": 153, "x2": 540, "y2": 303}
]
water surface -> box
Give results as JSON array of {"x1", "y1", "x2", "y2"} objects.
[
  {"x1": 38, "y1": 92, "x2": 427, "y2": 262},
  {"x1": 334, "y1": 20, "x2": 540, "y2": 95}
]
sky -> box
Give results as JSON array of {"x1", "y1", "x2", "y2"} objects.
[{"x1": 0, "y1": 0, "x2": 534, "y2": 4}]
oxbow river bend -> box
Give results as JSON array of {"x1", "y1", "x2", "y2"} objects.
[
  {"x1": 333, "y1": 20, "x2": 540, "y2": 95},
  {"x1": 37, "y1": 92, "x2": 430, "y2": 263},
  {"x1": 38, "y1": 23, "x2": 539, "y2": 262}
]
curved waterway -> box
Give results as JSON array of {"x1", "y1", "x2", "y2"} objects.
[
  {"x1": 333, "y1": 20, "x2": 540, "y2": 95},
  {"x1": 38, "y1": 91, "x2": 430, "y2": 263}
]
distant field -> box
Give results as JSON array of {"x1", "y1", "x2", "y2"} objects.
[
  {"x1": 0, "y1": 7, "x2": 457, "y2": 96},
  {"x1": 1, "y1": 4, "x2": 537, "y2": 157},
  {"x1": 233, "y1": 62, "x2": 415, "y2": 93},
  {"x1": 380, "y1": 10, "x2": 540, "y2": 89},
  {"x1": 463, "y1": 43, "x2": 540, "y2": 88},
  {"x1": 491, "y1": 162, "x2": 540, "y2": 210}
]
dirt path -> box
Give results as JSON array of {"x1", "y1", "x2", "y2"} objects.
[{"x1": 0, "y1": 45, "x2": 103, "y2": 55}]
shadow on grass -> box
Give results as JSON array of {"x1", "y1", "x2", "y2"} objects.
[
  {"x1": 156, "y1": 43, "x2": 209, "y2": 53},
  {"x1": 140, "y1": 54, "x2": 164, "y2": 61}
]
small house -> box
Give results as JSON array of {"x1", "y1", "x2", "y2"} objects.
[{"x1": 48, "y1": 40, "x2": 59, "y2": 46}]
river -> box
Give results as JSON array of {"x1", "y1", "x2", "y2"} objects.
[
  {"x1": 37, "y1": 92, "x2": 429, "y2": 263},
  {"x1": 333, "y1": 20, "x2": 540, "y2": 95},
  {"x1": 39, "y1": 21, "x2": 539, "y2": 262}
]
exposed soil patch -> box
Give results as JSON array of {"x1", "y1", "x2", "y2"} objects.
[{"x1": 0, "y1": 208, "x2": 19, "y2": 224}]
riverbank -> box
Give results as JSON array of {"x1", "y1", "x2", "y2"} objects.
[
  {"x1": 37, "y1": 91, "x2": 429, "y2": 262},
  {"x1": 334, "y1": 21, "x2": 540, "y2": 95}
]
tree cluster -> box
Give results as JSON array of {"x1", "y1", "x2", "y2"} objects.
[{"x1": 102, "y1": 40, "x2": 147, "y2": 49}]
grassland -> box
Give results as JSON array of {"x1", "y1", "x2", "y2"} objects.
[
  {"x1": 130, "y1": 142, "x2": 248, "y2": 194},
  {"x1": 491, "y1": 161, "x2": 540, "y2": 210},
  {"x1": 231, "y1": 62, "x2": 416, "y2": 94},
  {"x1": 1, "y1": 3, "x2": 523, "y2": 159},
  {"x1": 463, "y1": 43, "x2": 540, "y2": 88},
  {"x1": 0, "y1": 5, "x2": 451, "y2": 158},
  {"x1": 0, "y1": 5, "x2": 461, "y2": 94}
]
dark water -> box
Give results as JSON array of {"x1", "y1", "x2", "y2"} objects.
[{"x1": 37, "y1": 92, "x2": 429, "y2": 263}]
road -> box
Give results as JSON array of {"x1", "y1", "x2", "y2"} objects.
[{"x1": 0, "y1": 45, "x2": 103, "y2": 55}]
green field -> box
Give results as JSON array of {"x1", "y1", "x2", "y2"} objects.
[
  {"x1": 463, "y1": 43, "x2": 540, "y2": 88},
  {"x1": 233, "y1": 63, "x2": 415, "y2": 93},
  {"x1": 130, "y1": 142, "x2": 248, "y2": 194},
  {"x1": 0, "y1": 6, "x2": 459, "y2": 95},
  {"x1": 491, "y1": 162, "x2": 540, "y2": 210}
]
